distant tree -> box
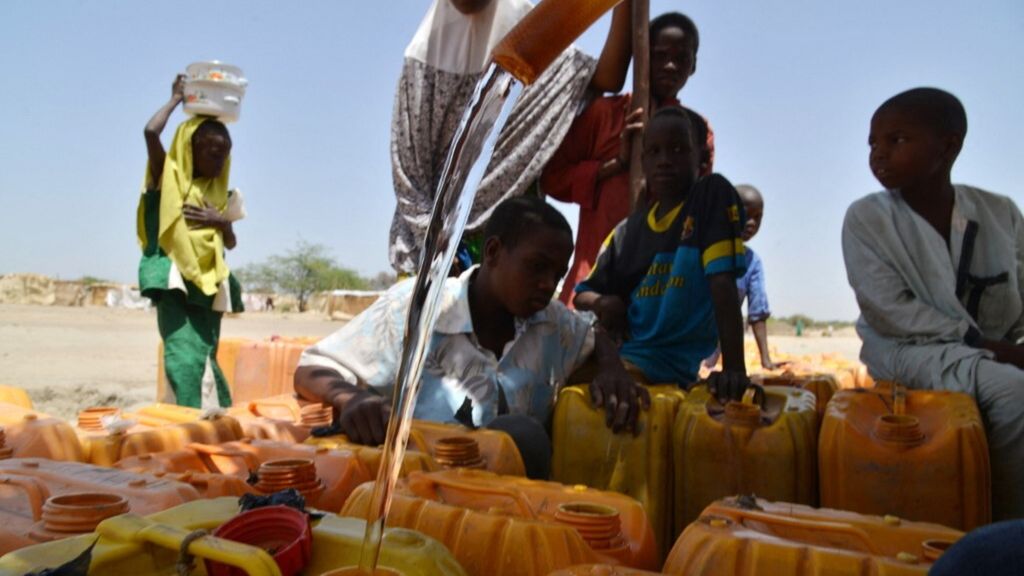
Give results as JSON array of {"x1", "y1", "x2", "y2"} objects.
[
  {"x1": 368, "y1": 271, "x2": 398, "y2": 291},
  {"x1": 234, "y1": 241, "x2": 369, "y2": 312}
]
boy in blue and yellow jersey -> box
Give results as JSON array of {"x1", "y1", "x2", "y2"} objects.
[{"x1": 574, "y1": 107, "x2": 751, "y2": 401}]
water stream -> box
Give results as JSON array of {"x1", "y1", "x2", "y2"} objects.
[{"x1": 357, "y1": 63, "x2": 517, "y2": 574}]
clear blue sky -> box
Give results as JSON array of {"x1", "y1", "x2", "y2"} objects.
[{"x1": 1, "y1": 1, "x2": 1021, "y2": 320}]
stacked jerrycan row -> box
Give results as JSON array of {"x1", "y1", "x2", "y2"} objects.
[
  {"x1": 342, "y1": 468, "x2": 660, "y2": 576},
  {"x1": 116, "y1": 438, "x2": 373, "y2": 508},
  {"x1": 157, "y1": 336, "x2": 314, "y2": 406},
  {"x1": 820, "y1": 382, "x2": 990, "y2": 531},
  {"x1": 661, "y1": 495, "x2": 964, "y2": 575},
  {"x1": 549, "y1": 495, "x2": 965, "y2": 575},
  {"x1": 0, "y1": 458, "x2": 201, "y2": 554},
  {"x1": 551, "y1": 383, "x2": 818, "y2": 555},
  {"x1": 307, "y1": 416, "x2": 526, "y2": 477},
  {"x1": 0, "y1": 497, "x2": 465, "y2": 576}
]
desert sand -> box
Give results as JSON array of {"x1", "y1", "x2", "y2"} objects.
[{"x1": 0, "y1": 303, "x2": 862, "y2": 420}]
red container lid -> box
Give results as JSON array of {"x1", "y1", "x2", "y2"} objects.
[{"x1": 206, "y1": 505, "x2": 312, "y2": 576}]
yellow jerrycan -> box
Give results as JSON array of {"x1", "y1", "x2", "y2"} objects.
[
  {"x1": 672, "y1": 385, "x2": 817, "y2": 536},
  {"x1": 819, "y1": 383, "x2": 990, "y2": 530},
  {"x1": 0, "y1": 497, "x2": 466, "y2": 576},
  {"x1": 0, "y1": 403, "x2": 85, "y2": 462},
  {"x1": 551, "y1": 384, "x2": 684, "y2": 557}
]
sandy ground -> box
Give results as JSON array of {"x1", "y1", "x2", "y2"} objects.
[{"x1": 0, "y1": 304, "x2": 863, "y2": 421}]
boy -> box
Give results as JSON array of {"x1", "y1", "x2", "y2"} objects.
[
  {"x1": 542, "y1": 12, "x2": 715, "y2": 307},
  {"x1": 702, "y1": 184, "x2": 784, "y2": 371},
  {"x1": 842, "y1": 87, "x2": 1024, "y2": 519},
  {"x1": 574, "y1": 107, "x2": 750, "y2": 401},
  {"x1": 295, "y1": 196, "x2": 648, "y2": 479}
]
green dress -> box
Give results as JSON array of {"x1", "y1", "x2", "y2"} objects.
[{"x1": 138, "y1": 188, "x2": 242, "y2": 408}]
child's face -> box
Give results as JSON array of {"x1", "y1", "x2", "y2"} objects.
[
  {"x1": 651, "y1": 26, "x2": 697, "y2": 101},
  {"x1": 642, "y1": 116, "x2": 700, "y2": 200},
  {"x1": 485, "y1": 226, "x2": 573, "y2": 319},
  {"x1": 193, "y1": 132, "x2": 232, "y2": 179},
  {"x1": 868, "y1": 106, "x2": 954, "y2": 191},
  {"x1": 739, "y1": 192, "x2": 763, "y2": 242}
]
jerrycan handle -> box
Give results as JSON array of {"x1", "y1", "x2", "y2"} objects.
[
  {"x1": 100, "y1": 514, "x2": 281, "y2": 576},
  {"x1": 247, "y1": 398, "x2": 302, "y2": 421},
  {"x1": 728, "y1": 507, "x2": 879, "y2": 554},
  {"x1": 892, "y1": 384, "x2": 907, "y2": 416},
  {"x1": 0, "y1": 474, "x2": 48, "y2": 521},
  {"x1": 410, "y1": 472, "x2": 537, "y2": 519},
  {"x1": 741, "y1": 384, "x2": 766, "y2": 408},
  {"x1": 187, "y1": 443, "x2": 262, "y2": 474}
]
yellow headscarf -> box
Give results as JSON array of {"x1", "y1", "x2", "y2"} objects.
[{"x1": 137, "y1": 117, "x2": 232, "y2": 296}]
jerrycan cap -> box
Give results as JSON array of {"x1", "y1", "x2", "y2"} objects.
[
  {"x1": 207, "y1": 505, "x2": 312, "y2": 576},
  {"x1": 722, "y1": 385, "x2": 766, "y2": 426}
]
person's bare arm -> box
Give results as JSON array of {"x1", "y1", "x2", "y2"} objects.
[
  {"x1": 589, "y1": 1, "x2": 633, "y2": 94},
  {"x1": 144, "y1": 74, "x2": 186, "y2": 187},
  {"x1": 574, "y1": 292, "x2": 627, "y2": 343},
  {"x1": 589, "y1": 326, "x2": 650, "y2": 433},
  {"x1": 750, "y1": 320, "x2": 785, "y2": 369},
  {"x1": 294, "y1": 365, "x2": 389, "y2": 445},
  {"x1": 707, "y1": 272, "x2": 750, "y2": 402}
]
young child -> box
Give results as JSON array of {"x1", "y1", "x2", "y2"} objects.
[
  {"x1": 573, "y1": 107, "x2": 749, "y2": 402},
  {"x1": 138, "y1": 74, "x2": 245, "y2": 410},
  {"x1": 542, "y1": 12, "x2": 715, "y2": 307},
  {"x1": 703, "y1": 184, "x2": 783, "y2": 371},
  {"x1": 842, "y1": 87, "x2": 1024, "y2": 519},
  {"x1": 296, "y1": 196, "x2": 648, "y2": 479}
]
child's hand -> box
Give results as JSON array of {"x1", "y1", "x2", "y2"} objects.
[
  {"x1": 707, "y1": 369, "x2": 752, "y2": 404},
  {"x1": 590, "y1": 366, "x2": 651, "y2": 434},
  {"x1": 337, "y1": 391, "x2": 391, "y2": 445},
  {"x1": 184, "y1": 202, "x2": 229, "y2": 231},
  {"x1": 617, "y1": 107, "x2": 645, "y2": 167},
  {"x1": 172, "y1": 74, "x2": 186, "y2": 101}
]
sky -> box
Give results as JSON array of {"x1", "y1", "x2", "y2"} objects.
[{"x1": 0, "y1": 0, "x2": 1021, "y2": 321}]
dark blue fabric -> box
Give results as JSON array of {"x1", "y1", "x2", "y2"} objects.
[{"x1": 930, "y1": 520, "x2": 1024, "y2": 576}]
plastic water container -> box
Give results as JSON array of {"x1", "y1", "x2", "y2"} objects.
[
  {"x1": 0, "y1": 404, "x2": 85, "y2": 462},
  {"x1": 672, "y1": 385, "x2": 817, "y2": 536},
  {"x1": 183, "y1": 61, "x2": 248, "y2": 123},
  {"x1": 819, "y1": 384, "x2": 990, "y2": 531},
  {"x1": 0, "y1": 458, "x2": 199, "y2": 552},
  {"x1": 0, "y1": 497, "x2": 466, "y2": 576},
  {"x1": 663, "y1": 496, "x2": 963, "y2": 575},
  {"x1": 552, "y1": 385, "x2": 684, "y2": 556},
  {"x1": 308, "y1": 419, "x2": 523, "y2": 477},
  {"x1": 343, "y1": 482, "x2": 612, "y2": 576},
  {"x1": 402, "y1": 468, "x2": 659, "y2": 570}
]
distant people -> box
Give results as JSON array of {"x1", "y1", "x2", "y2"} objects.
[
  {"x1": 842, "y1": 87, "x2": 1024, "y2": 519},
  {"x1": 265, "y1": 296, "x2": 274, "y2": 312},
  {"x1": 138, "y1": 74, "x2": 244, "y2": 409},
  {"x1": 573, "y1": 107, "x2": 750, "y2": 402},
  {"x1": 296, "y1": 196, "x2": 649, "y2": 479},
  {"x1": 542, "y1": 11, "x2": 715, "y2": 307},
  {"x1": 703, "y1": 184, "x2": 785, "y2": 371},
  {"x1": 388, "y1": 0, "x2": 632, "y2": 276}
]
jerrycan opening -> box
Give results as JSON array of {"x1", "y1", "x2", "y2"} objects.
[
  {"x1": 0, "y1": 427, "x2": 12, "y2": 460},
  {"x1": 554, "y1": 502, "x2": 626, "y2": 552},
  {"x1": 254, "y1": 458, "x2": 325, "y2": 502},
  {"x1": 77, "y1": 407, "x2": 120, "y2": 431},
  {"x1": 873, "y1": 414, "x2": 925, "y2": 446},
  {"x1": 432, "y1": 437, "x2": 486, "y2": 469},
  {"x1": 29, "y1": 492, "x2": 129, "y2": 542},
  {"x1": 922, "y1": 538, "x2": 956, "y2": 562}
]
